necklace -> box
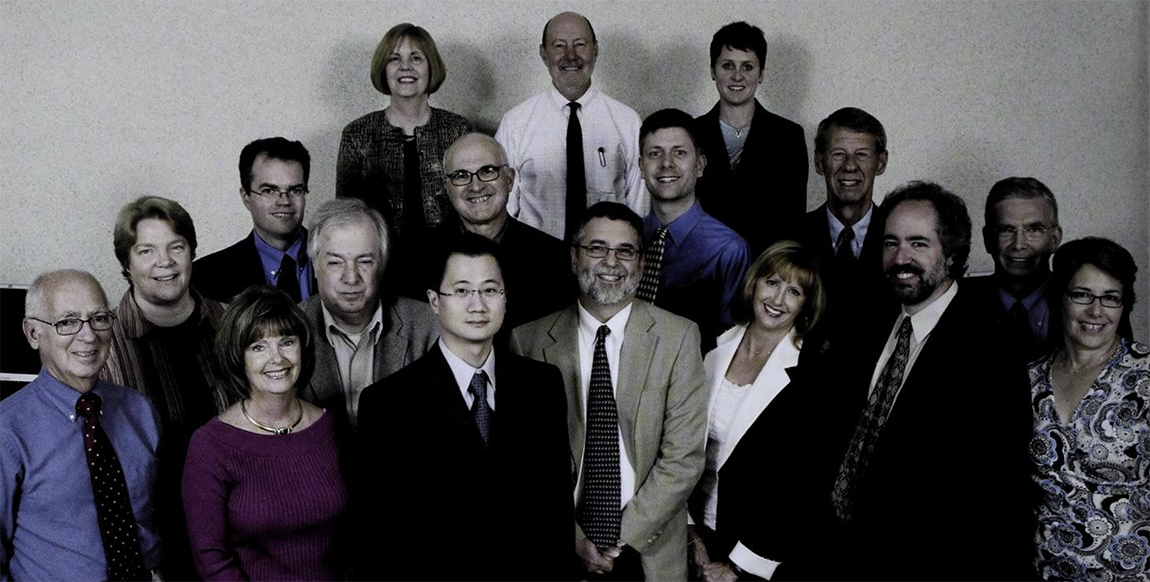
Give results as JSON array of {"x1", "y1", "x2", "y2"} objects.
[{"x1": 241, "y1": 398, "x2": 303, "y2": 435}]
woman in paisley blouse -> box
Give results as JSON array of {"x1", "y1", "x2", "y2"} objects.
[
  {"x1": 1031, "y1": 237, "x2": 1149, "y2": 581},
  {"x1": 336, "y1": 23, "x2": 472, "y2": 245}
]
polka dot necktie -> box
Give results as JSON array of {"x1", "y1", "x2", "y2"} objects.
[
  {"x1": 469, "y1": 370, "x2": 492, "y2": 446},
  {"x1": 76, "y1": 392, "x2": 149, "y2": 581},
  {"x1": 636, "y1": 226, "x2": 668, "y2": 303},
  {"x1": 577, "y1": 325, "x2": 622, "y2": 549}
]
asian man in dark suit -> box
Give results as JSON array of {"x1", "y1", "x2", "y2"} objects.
[
  {"x1": 193, "y1": 137, "x2": 317, "y2": 303},
  {"x1": 510, "y1": 202, "x2": 708, "y2": 582},
  {"x1": 354, "y1": 233, "x2": 571, "y2": 581}
]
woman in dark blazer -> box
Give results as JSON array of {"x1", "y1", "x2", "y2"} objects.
[{"x1": 693, "y1": 22, "x2": 808, "y2": 257}]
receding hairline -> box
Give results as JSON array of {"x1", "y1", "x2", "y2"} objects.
[
  {"x1": 542, "y1": 12, "x2": 596, "y2": 46},
  {"x1": 443, "y1": 133, "x2": 509, "y2": 171},
  {"x1": 26, "y1": 269, "x2": 108, "y2": 318}
]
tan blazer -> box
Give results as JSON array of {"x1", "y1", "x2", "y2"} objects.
[{"x1": 510, "y1": 300, "x2": 708, "y2": 581}]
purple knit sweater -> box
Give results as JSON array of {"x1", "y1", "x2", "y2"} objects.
[{"x1": 182, "y1": 411, "x2": 347, "y2": 581}]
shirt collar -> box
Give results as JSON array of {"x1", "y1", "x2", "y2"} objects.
[
  {"x1": 253, "y1": 227, "x2": 308, "y2": 276},
  {"x1": 36, "y1": 369, "x2": 110, "y2": 423},
  {"x1": 576, "y1": 300, "x2": 633, "y2": 341},
  {"x1": 438, "y1": 338, "x2": 497, "y2": 397},
  {"x1": 826, "y1": 204, "x2": 874, "y2": 248},
  {"x1": 321, "y1": 300, "x2": 384, "y2": 347},
  {"x1": 548, "y1": 84, "x2": 599, "y2": 110},
  {"x1": 997, "y1": 279, "x2": 1048, "y2": 312},
  {"x1": 899, "y1": 279, "x2": 959, "y2": 344},
  {"x1": 645, "y1": 201, "x2": 704, "y2": 246}
]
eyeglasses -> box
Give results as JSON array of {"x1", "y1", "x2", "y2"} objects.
[
  {"x1": 436, "y1": 287, "x2": 507, "y2": 300},
  {"x1": 994, "y1": 224, "x2": 1055, "y2": 241},
  {"x1": 27, "y1": 313, "x2": 116, "y2": 335},
  {"x1": 575, "y1": 244, "x2": 640, "y2": 261},
  {"x1": 1066, "y1": 290, "x2": 1122, "y2": 308},
  {"x1": 247, "y1": 186, "x2": 308, "y2": 198},
  {"x1": 445, "y1": 165, "x2": 507, "y2": 187}
]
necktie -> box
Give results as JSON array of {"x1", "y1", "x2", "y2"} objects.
[
  {"x1": 578, "y1": 325, "x2": 622, "y2": 549},
  {"x1": 831, "y1": 316, "x2": 913, "y2": 522},
  {"x1": 565, "y1": 101, "x2": 586, "y2": 243},
  {"x1": 835, "y1": 225, "x2": 856, "y2": 270},
  {"x1": 276, "y1": 253, "x2": 302, "y2": 302},
  {"x1": 470, "y1": 370, "x2": 492, "y2": 446},
  {"x1": 1009, "y1": 300, "x2": 1038, "y2": 360},
  {"x1": 636, "y1": 226, "x2": 668, "y2": 303},
  {"x1": 76, "y1": 393, "x2": 149, "y2": 582}
]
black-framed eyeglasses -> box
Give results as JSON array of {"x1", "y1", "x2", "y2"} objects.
[
  {"x1": 994, "y1": 224, "x2": 1055, "y2": 241},
  {"x1": 247, "y1": 186, "x2": 308, "y2": 198},
  {"x1": 1066, "y1": 290, "x2": 1122, "y2": 309},
  {"x1": 27, "y1": 313, "x2": 116, "y2": 335},
  {"x1": 436, "y1": 287, "x2": 507, "y2": 300},
  {"x1": 445, "y1": 165, "x2": 507, "y2": 187},
  {"x1": 575, "y1": 244, "x2": 640, "y2": 261}
]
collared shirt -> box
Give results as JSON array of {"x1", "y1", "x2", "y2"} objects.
[
  {"x1": 867, "y1": 281, "x2": 960, "y2": 403},
  {"x1": 827, "y1": 204, "x2": 874, "y2": 260},
  {"x1": 574, "y1": 301, "x2": 636, "y2": 508},
  {"x1": 0, "y1": 371, "x2": 162, "y2": 581},
  {"x1": 321, "y1": 301, "x2": 384, "y2": 393},
  {"x1": 643, "y1": 202, "x2": 750, "y2": 345},
  {"x1": 253, "y1": 228, "x2": 315, "y2": 301},
  {"x1": 496, "y1": 85, "x2": 647, "y2": 239},
  {"x1": 439, "y1": 338, "x2": 497, "y2": 412},
  {"x1": 997, "y1": 281, "x2": 1050, "y2": 343}
]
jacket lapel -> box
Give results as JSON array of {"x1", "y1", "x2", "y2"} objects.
[
  {"x1": 717, "y1": 328, "x2": 800, "y2": 470},
  {"x1": 617, "y1": 301, "x2": 657, "y2": 468},
  {"x1": 543, "y1": 306, "x2": 584, "y2": 459}
]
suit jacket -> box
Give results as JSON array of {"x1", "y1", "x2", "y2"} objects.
[
  {"x1": 510, "y1": 301, "x2": 708, "y2": 581},
  {"x1": 354, "y1": 345, "x2": 572, "y2": 581},
  {"x1": 693, "y1": 100, "x2": 808, "y2": 257},
  {"x1": 192, "y1": 231, "x2": 317, "y2": 303},
  {"x1": 786, "y1": 282, "x2": 1037, "y2": 580},
  {"x1": 299, "y1": 294, "x2": 439, "y2": 429},
  {"x1": 962, "y1": 273, "x2": 1057, "y2": 364}
]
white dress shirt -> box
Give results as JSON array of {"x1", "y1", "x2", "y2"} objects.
[
  {"x1": 438, "y1": 338, "x2": 497, "y2": 412},
  {"x1": 496, "y1": 85, "x2": 647, "y2": 239},
  {"x1": 573, "y1": 301, "x2": 636, "y2": 509},
  {"x1": 867, "y1": 280, "x2": 959, "y2": 402},
  {"x1": 826, "y1": 204, "x2": 874, "y2": 259}
]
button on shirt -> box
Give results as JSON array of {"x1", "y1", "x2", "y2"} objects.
[
  {"x1": 496, "y1": 86, "x2": 648, "y2": 239},
  {"x1": 253, "y1": 228, "x2": 315, "y2": 301},
  {"x1": 867, "y1": 281, "x2": 959, "y2": 403},
  {"x1": 827, "y1": 205, "x2": 874, "y2": 260},
  {"x1": 0, "y1": 371, "x2": 161, "y2": 581},
  {"x1": 574, "y1": 302, "x2": 636, "y2": 508},
  {"x1": 439, "y1": 338, "x2": 497, "y2": 412}
]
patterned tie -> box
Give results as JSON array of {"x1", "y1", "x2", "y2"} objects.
[
  {"x1": 76, "y1": 392, "x2": 149, "y2": 582},
  {"x1": 578, "y1": 325, "x2": 622, "y2": 548},
  {"x1": 832, "y1": 317, "x2": 913, "y2": 522},
  {"x1": 636, "y1": 226, "x2": 668, "y2": 303},
  {"x1": 469, "y1": 370, "x2": 492, "y2": 446},
  {"x1": 276, "y1": 253, "x2": 301, "y2": 302},
  {"x1": 565, "y1": 101, "x2": 586, "y2": 242},
  {"x1": 835, "y1": 225, "x2": 856, "y2": 270}
]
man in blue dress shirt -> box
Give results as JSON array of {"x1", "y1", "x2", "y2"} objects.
[
  {"x1": 1, "y1": 269, "x2": 161, "y2": 581},
  {"x1": 638, "y1": 108, "x2": 750, "y2": 352}
]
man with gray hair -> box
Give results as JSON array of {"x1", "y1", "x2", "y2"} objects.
[
  {"x1": 299, "y1": 198, "x2": 438, "y2": 429},
  {"x1": 2, "y1": 270, "x2": 161, "y2": 580}
]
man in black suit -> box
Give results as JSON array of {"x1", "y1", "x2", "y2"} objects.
[
  {"x1": 787, "y1": 182, "x2": 1034, "y2": 580},
  {"x1": 965, "y1": 177, "x2": 1063, "y2": 362},
  {"x1": 799, "y1": 107, "x2": 892, "y2": 326},
  {"x1": 354, "y1": 234, "x2": 571, "y2": 581},
  {"x1": 192, "y1": 137, "x2": 317, "y2": 303},
  {"x1": 392, "y1": 132, "x2": 577, "y2": 338}
]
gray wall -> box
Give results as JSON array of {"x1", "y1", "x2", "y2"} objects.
[{"x1": 1, "y1": 0, "x2": 1147, "y2": 339}]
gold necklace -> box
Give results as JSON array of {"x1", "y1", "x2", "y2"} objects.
[{"x1": 241, "y1": 398, "x2": 303, "y2": 435}]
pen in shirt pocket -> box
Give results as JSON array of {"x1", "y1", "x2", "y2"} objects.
[{"x1": 597, "y1": 147, "x2": 606, "y2": 167}]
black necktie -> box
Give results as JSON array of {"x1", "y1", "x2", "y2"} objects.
[
  {"x1": 469, "y1": 370, "x2": 492, "y2": 446},
  {"x1": 76, "y1": 393, "x2": 149, "y2": 581},
  {"x1": 835, "y1": 225, "x2": 856, "y2": 271},
  {"x1": 565, "y1": 101, "x2": 586, "y2": 242},
  {"x1": 578, "y1": 325, "x2": 622, "y2": 549},
  {"x1": 637, "y1": 226, "x2": 668, "y2": 303},
  {"x1": 276, "y1": 253, "x2": 301, "y2": 302}
]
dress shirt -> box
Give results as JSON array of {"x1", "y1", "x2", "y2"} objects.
[
  {"x1": 867, "y1": 281, "x2": 959, "y2": 403},
  {"x1": 321, "y1": 301, "x2": 384, "y2": 392},
  {"x1": 0, "y1": 371, "x2": 161, "y2": 581},
  {"x1": 643, "y1": 202, "x2": 750, "y2": 346},
  {"x1": 574, "y1": 301, "x2": 636, "y2": 508},
  {"x1": 253, "y1": 228, "x2": 314, "y2": 301},
  {"x1": 496, "y1": 85, "x2": 647, "y2": 239},
  {"x1": 997, "y1": 281, "x2": 1050, "y2": 343},
  {"x1": 439, "y1": 338, "x2": 497, "y2": 411},
  {"x1": 826, "y1": 204, "x2": 873, "y2": 260}
]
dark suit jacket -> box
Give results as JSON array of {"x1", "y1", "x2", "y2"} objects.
[
  {"x1": 354, "y1": 345, "x2": 572, "y2": 581},
  {"x1": 299, "y1": 294, "x2": 439, "y2": 429},
  {"x1": 192, "y1": 231, "x2": 316, "y2": 303},
  {"x1": 693, "y1": 100, "x2": 808, "y2": 257},
  {"x1": 962, "y1": 273, "x2": 1057, "y2": 364},
  {"x1": 784, "y1": 282, "x2": 1037, "y2": 580}
]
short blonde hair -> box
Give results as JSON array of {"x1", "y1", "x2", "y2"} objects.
[
  {"x1": 737, "y1": 240, "x2": 827, "y2": 345},
  {"x1": 370, "y1": 23, "x2": 447, "y2": 96}
]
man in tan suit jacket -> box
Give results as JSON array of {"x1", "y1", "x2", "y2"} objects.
[{"x1": 511, "y1": 202, "x2": 707, "y2": 581}]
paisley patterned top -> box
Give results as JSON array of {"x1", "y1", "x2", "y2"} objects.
[{"x1": 1031, "y1": 338, "x2": 1150, "y2": 581}]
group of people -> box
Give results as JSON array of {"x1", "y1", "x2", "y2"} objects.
[{"x1": 1, "y1": 10, "x2": 1146, "y2": 582}]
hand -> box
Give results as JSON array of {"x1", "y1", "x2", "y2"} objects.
[
  {"x1": 688, "y1": 525, "x2": 711, "y2": 578},
  {"x1": 703, "y1": 561, "x2": 738, "y2": 582},
  {"x1": 577, "y1": 538, "x2": 616, "y2": 575}
]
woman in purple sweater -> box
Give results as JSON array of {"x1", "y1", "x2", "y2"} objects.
[{"x1": 183, "y1": 287, "x2": 347, "y2": 581}]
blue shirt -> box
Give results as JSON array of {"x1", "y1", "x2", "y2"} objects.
[
  {"x1": 644, "y1": 202, "x2": 750, "y2": 350},
  {"x1": 997, "y1": 280, "x2": 1050, "y2": 343},
  {"x1": 253, "y1": 228, "x2": 315, "y2": 301},
  {"x1": 0, "y1": 370, "x2": 162, "y2": 581}
]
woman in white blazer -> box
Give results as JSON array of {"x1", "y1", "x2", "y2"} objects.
[{"x1": 688, "y1": 240, "x2": 850, "y2": 582}]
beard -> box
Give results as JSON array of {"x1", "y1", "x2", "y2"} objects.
[
  {"x1": 577, "y1": 264, "x2": 639, "y2": 306},
  {"x1": 886, "y1": 260, "x2": 948, "y2": 306}
]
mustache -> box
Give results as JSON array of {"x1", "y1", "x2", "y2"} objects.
[
  {"x1": 594, "y1": 266, "x2": 627, "y2": 278},
  {"x1": 885, "y1": 265, "x2": 923, "y2": 278}
]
